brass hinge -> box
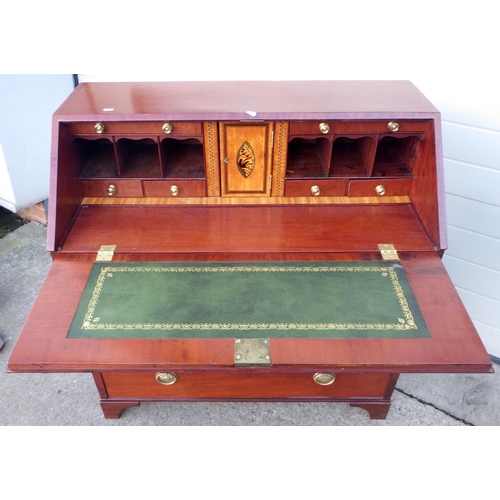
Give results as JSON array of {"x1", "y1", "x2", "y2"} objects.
[
  {"x1": 378, "y1": 244, "x2": 399, "y2": 261},
  {"x1": 96, "y1": 245, "x2": 116, "y2": 262},
  {"x1": 235, "y1": 338, "x2": 271, "y2": 366}
]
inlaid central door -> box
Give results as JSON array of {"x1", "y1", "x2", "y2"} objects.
[{"x1": 219, "y1": 122, "x2": 273, "y2": 196}]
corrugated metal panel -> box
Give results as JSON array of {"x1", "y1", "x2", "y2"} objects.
[
  {"x1": 442, "y1": 122, "x2": 500, "y2": 170},
  {"x1": 443, "y1": 256, "x2": 500, "y2": 302},
  {"x1": 442, "y1": 121, "x2": 500, "y2": 357},
  {"x1": 445, "y1": 194, "x2": 500, "y2": 239},
  {"x1": 446, "y1": 227, "x2": 500, "y2": 272},
  {"x1": 444, "y1": 160, "x2": 500, "y2": 205}
]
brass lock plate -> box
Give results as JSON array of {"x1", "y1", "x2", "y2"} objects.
[{"x1": 234, "y1": 338, "x2": 271, "y2": 366}]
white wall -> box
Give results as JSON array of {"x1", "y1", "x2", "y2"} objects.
[
  {"x1": 5, "y1": 1, "x2": 499, "y2": 356},
  {"x1": 0, "y1": 75, "x2": 74, "y2": 211}
]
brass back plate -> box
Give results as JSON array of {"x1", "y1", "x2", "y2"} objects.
[{"x1": 235, "y1": 338, "x2": 271, "y2": 366}]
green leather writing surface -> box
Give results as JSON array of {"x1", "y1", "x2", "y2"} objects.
[{"x1": 68, "y1": 262, "x2": 430, "y2": 339}]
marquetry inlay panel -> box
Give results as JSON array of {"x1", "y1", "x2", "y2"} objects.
[
  {"x1": 219, "y1": 122, "x2": 273, "y2": 197},
  {"x1": 203, "y1": 122, "x2": 221, "y2": 197},
  {"x1": 271, "y1": 121, "x2": 288, "y2": 196}
]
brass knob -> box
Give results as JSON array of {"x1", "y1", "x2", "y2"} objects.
[
  {"x1": 162, "y1": 122, "x2": 173, "y2": 134},
  {"x1": 319, "y1": 122, "x2": 330, "y2": 134},
  {"x1": 94, "y1": 122, "x2": 105, "y2": 134},
  {"x1": 311, "y1": 185, "x2": 320, "y2": 196},
  {"x1": 375, "y1": 184, "x2": 386, "y2": 196},
  {"x1": 313, "y1": 373, "x2": 336, "y2": 386},
  {"x1": 107, "y1": 184, "x2": 116, "y2": 196},
  {"x1": 155, "y1": 372, "x2": 178, "y2": 385},
  {"x1": 387, "y1": 121, "x2": 399, "y2": 132},
  {"x1": 170, "y1": 185, "x2": 179, "y2": 196}
]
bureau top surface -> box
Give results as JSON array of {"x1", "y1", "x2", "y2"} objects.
[{"x1": 54, "y1": 81, "x2": 440, "y2": 121}]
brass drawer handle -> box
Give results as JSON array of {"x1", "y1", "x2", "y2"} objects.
[
  {"x1": 375, "y1": 184, "x2": 386, "y2": 196},
  {"x1": 155, "y1": 372, "x2": 178, "y2": 385},
  {"x1": 170, "y1": 185, "x2": 179, "y2": 196},
  {"x1": 162, "y1": 122, "x2": 173, "y2": 134},
  {"x1": 94, "y1": 122, "x2": 105, "y2": 134},
  {"x1": 311, "y1": 185, "x2": 320, "y2": 196},
  {"x1": 387, "y1": 121, "x2": 399, "y2": 132},
  {"x1": 319, "y1": 122, "x2": 330, "y2": 134},
  {"x1": 107, "y1": 184, "x2": 116, "y2": 196},
  {"x1": 313, "y1": 373, "x2": 336, "y2": 386}
]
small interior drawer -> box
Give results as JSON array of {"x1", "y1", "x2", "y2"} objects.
[
  {"x1": 347, "y1": 179, "x2": 412, "y2": 197},
  {"x1": 288, "y1": 121, "x2": 333, "y2": 136},
  {"x1": 66, "y1": 121, "x2": 202, "y2": 136},
  {"x1": 284, "y1": 179, "x2": 347, "y2": 197},
  {"x1": 80, "y1": 179, "x2": 144, "y2": 198},
  {"x1": 143, "y1": 180, "x2": 206, "y2": 197},
  {"x1": 102, "y1": 371, "x2": 392, "y2": 400},
  {"x1": 289, "y1": 120, "x2": 428, "y2": 136},
  {"x1": 331, "y1": 120, "x2": 428, "y2": 135}
]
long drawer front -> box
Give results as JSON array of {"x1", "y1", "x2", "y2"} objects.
[{"x1": 101, "y1": 371, "x2": 393, "y2": 400}]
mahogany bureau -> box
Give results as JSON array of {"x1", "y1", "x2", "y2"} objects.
[{"x1": 8, "y1": 81, "x2": 492, "y2": 419}]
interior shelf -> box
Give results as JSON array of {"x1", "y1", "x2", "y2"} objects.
[
  {"x1": 372, "y1": 136, "x2": 417, "y2": 177},
  {"x1": 62, "y1": 204, "x2": 435, "y2": 254},
  {"x1": 287, "y1": 134, "x2": 418, "y2": 180},
  {"x1": 286, "y1": 138, "x2": 330, "y2": 178},
  {"x1": 78, "y1": 138, "x2": 119, "y2": 178},
  {"x1": 330, "y1": 136, "x2": 375, "y2": 177},
  {"x1": 77, "y1": 136, "x2": 206, "y2": 180},
  {"x1": 116, "y1": 138, "x2": 161, "y2": 178},
  {"x1": 161, "y1": 138, "x2": 205, "y2": 179}
]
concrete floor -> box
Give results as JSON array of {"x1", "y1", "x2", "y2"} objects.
[{"x1": 1, "y1": 222, "x2": 499, "y2": 426}]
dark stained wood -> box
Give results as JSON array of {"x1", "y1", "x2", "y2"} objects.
[
  {"x1": 11, "y1": 81, "x2": 491, "y2": 420},
  {"x1": 80, "y1": 180, "x2": 144, "y2": 198},
  {"x1": 66, "y1": 121, "x2": 202, "y2": 136},
  {"x1": 7, "y1": 252, "x2": 492, "y2": 374},
  {"x1": 143, "y1": 180, "x2": 206, "y2": 197},
  {"x1": 46, "y1": 123, "x2": 84, "y2": 252},
  {"x1": 55, "y1": 81, "x2": 439, "y2": 121},
  {"x1": 290, "y1": 120, "x2": 430, "y2": 136},
  {"x1": 7, "y1": 258, "x2": 234, "y2": 371},
  {"x1": 410, "y1": 119, "x2": 443, "y2": 248},
  {"x1": 92, "y1": 372, "x2": 108, "y2": 399},
  {"x1": 285, "y1": 179, "x2": 347, "y2": 197},
  {"x1": 58, "y1": 204, "x2": 436, "y2": 254},
  {"x1": 47, "y1": 82, "x2": 446, "y2": 252},
  {"x1": 347, "y1": 179, "x2": 412, "y2": 197},
  {"x1": 95, "y1": 371, "x2": 399, "y2": 420},
  {"x1": 101, "y1": 371, "x2": 392, "y2": 399},
  {"x1": 100, "y1": 401, "x2": 140, "y2": 419},
  {"x1": 349, "y1": 401, "x2": 392, "y2": 420}
]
